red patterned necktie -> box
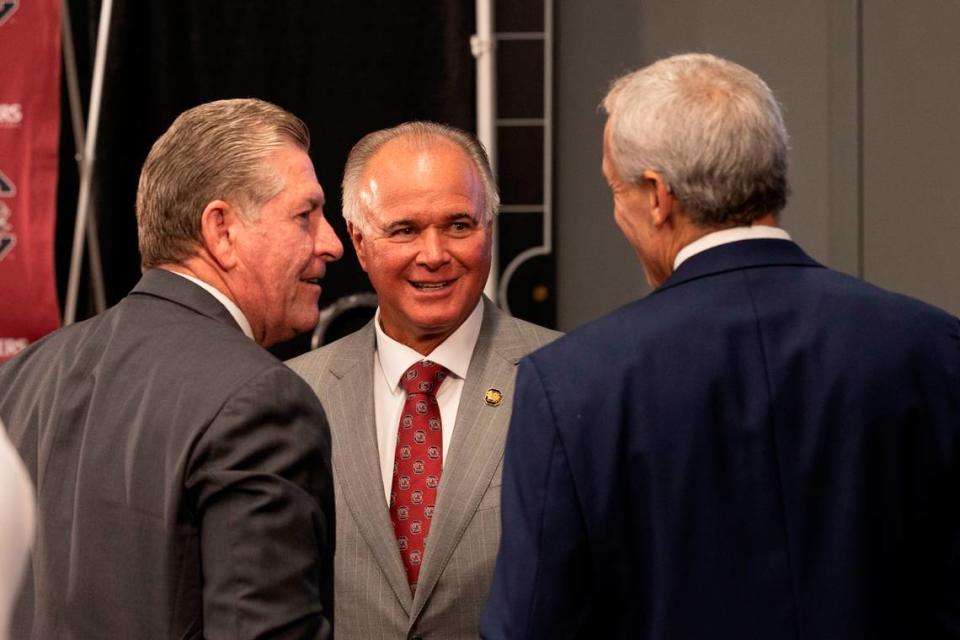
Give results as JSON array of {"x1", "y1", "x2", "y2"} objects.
[{"x1": 390, "y1": 360, "x2": 448, "y2": 592}]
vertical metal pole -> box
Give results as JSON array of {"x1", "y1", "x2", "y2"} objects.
[
  {"x1": 542, "y1": 0, "x2": 554, "y2": 257},
  {"x1": 64, "y1": 0, "x2": 113, "y2": 324},
  {"x1": 61, "y1": 0, "x2": 107, "y2": 316},
  {"x1": 472, "y1": 0, "x2": 498, "y2": 300}
]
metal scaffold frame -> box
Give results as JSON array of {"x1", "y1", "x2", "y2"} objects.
[{"x1": 62, "y1": 0, "x2": 111, "y2": 324}]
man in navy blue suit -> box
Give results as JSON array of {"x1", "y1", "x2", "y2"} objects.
[{"x1": 481, "y1": 53, "x2": 960, "y2": 639}]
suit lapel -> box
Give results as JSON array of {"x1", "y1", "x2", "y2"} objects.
[
  {"x1": 327, "y1": 323, "x2": 414, "y2": 613},
  {"x1": 410, "y1": 300, "x2": 527, "y2": 621}
]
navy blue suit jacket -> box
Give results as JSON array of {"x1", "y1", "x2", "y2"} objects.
[{"x1": 482, "y1": 239, "x2": 960, "y2": 639}]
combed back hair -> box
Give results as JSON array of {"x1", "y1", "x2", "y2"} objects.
[
  {"x1": 341, "y1": 121, "x2": 499, "y2": 233},
  {"x1": 603, "y1": 53, "x2": 790, "y2": 226},
  {"x1": 136, "y1": 98, "x2": 310, "y2": 269}
]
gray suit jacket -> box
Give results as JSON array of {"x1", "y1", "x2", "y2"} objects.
[
  {"x1": 288, "y1": 298, "x2": 559, "y2": 639},
  {"x1": 0, "y1": 269, "x2": 334, "y2": 640}
]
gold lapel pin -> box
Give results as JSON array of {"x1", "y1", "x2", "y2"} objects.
[{"x1": 484, "y1": 388, "x2": 503, "y2": 407}]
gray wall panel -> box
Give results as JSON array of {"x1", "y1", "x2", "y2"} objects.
[
  {"x1": 557, "y1": 0, "x2": 844, "y2": 329},
  {"x1": 862, "y1": 2, "x2": 960, "y2": 315},
  {"x1": 556, "y1": 0, "x2": 647, "y2": 331}
]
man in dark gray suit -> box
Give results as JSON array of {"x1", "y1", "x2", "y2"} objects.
[
  {"x1": 0, "y1": 99, "x2": 343, "y2": 639},
  {"x1": 288, "y1": 122, "x2": 559, "y2": 639}
]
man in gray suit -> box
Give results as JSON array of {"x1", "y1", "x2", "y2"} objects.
[
  {"x1": 288, "y1": 121, "x2": 559, "y2": 640},
  {"x1": 0, "y1": 99, "x2": 343, "y2": 639}
]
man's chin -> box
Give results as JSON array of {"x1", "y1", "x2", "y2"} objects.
[
  {"x1": 293, "y1": 315, "x2": 320, "y2": 337},
  {"x1": 269, "y1": 314, "x2": 319, "y2": 345}
]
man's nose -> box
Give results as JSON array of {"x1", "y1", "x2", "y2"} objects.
[
  {"x1": 314, "y1": 215, "x2": 344, "y2": 262},
  {"x1": 416, "y1": 229, "x2": 450, "y2": 268}
]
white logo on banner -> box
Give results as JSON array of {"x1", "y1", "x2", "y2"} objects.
[
  {"x1": 0, "y1": 1, "x2": 18, "y2": 27},
  {"x1": 0, "y1": 173, "x2": 16, "y2": 262},
  {"x1": 0, "y1": 202, "x2": 12, "y2": 229},
  {"x1": 0, "y1": 203, "x2": 15, "y2": 262},
  {"x1": 0, "y1": 338, "x2": 28, "y2": 358},
  {"x1": 0, "y1": 169, "x2": 15, "y2": 197},
  {"x1": 0, "y1": 103, "x2": 22, "y2": 126}
]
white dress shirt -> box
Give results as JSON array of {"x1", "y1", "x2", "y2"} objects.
[
  {"x1": 167, "y1": 270, "x2": 255, "y2": 340},
  {"x1": 373, "y1": 300, "x2": 484, "y2": 502},
  {"x1": 674, "y1": 225, "x2": 792, "y2": 270},
  {"x1": 0, "y1": 420, "x2": 34, "y2": 640}
]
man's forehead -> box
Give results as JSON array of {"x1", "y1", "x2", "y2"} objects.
[
  {"x1": 368, "y1": 136, "x2": 474, "y2": 176},
  {"x1": 359, "y1": 145, "x2": 482, "y2": 221},
  {"x1": 306, "y1": 185, "x2": 326, "y2": 208},
  {"x1": 601, "y1": 120, "x2": 619, "y2": 181}
]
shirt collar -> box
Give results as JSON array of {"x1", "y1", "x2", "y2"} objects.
[
  {"x1": 167, "y1": 270, "x2": 255, "y2": 340},
  {"x1": 673, "y1": 225, "x2": 792, "y2": 270},
  {"x1": 374, "y1": 298, "x2": 484, "y2": 389}
]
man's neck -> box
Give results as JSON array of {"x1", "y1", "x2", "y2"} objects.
[
  {"x1": 376, "y1": 299, "x2": 485, "y2": 359},
  {"x1": 157, "y1": 259, "x2": 257, "y2": 342},
  {"x1": 672, "y1": 219, "x2": 790, "y2": 271}
]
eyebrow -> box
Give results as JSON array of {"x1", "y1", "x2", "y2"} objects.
[{"x1": 382, "y1": 218, "x2": 417, "y2": 231}]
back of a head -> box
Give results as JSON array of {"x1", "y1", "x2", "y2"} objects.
[
  {"x1": 603, "y1": 53, "x2": 790, "y2": 227},
  {"x1": 340, "y1": 121, "x2": 500, "y2": 233},
  {"x1": 136, "y1": 98, "x2": 311, "y2": 270}
]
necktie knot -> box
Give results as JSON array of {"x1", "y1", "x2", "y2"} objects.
[{"x1": 399, "y1": 360, "x2": 449, "y2": 397}]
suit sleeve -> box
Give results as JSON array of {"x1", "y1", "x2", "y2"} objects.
[
  {"x1": 481, "y1": 356, "x2": 590, "y2": 640},
  {"x1": 186, "y1": 365, "x2": 334, "y2": 640}
]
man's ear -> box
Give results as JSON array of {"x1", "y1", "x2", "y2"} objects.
[
  {"x1": 199, "y1": 200, "x2": 242, "y2": 270},
  {"x1": 641, "y1": 169, "x2": 675, "y2": 228},
  {"x1": 347, "y1": 221, "x2": 369, "y2": 272}
]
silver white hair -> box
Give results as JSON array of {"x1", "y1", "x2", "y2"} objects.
[{"x1": 603, "y1": 53, "x2": 790, "y2": 226}]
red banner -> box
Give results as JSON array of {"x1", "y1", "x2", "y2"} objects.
[{"x1": 0, "y1": 0, "x2": 62, "y2": 362}]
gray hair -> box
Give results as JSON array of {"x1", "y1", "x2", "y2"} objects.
[
  {"x1": 341, "y1": 121, "x2": 499, "y2": 233},
  {"x1": 602, "y1": 53, "x2": 789, "y2": 226},
  {"x1": 136, "y1": 98, "x2": 310, "y2": 269}
]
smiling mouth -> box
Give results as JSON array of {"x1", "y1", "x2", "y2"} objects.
[
  {"x1": 302, "y1": 277, "x2": 322, "y2": 286},
  {"x1": 411, "y1": 280, "x2": 453, "y2": 291}
]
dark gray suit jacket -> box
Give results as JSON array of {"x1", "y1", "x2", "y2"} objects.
[
  {"x1": 288, "y1": 299, "x2": 559, "y2": 640},
  {"x1": 0, "y1": 269, "x2": 334, "y2": 639}
]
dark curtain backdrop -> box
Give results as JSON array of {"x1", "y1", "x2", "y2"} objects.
[{"x1": 57, "y1": 0, "x2": 476, "y2": 356}]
